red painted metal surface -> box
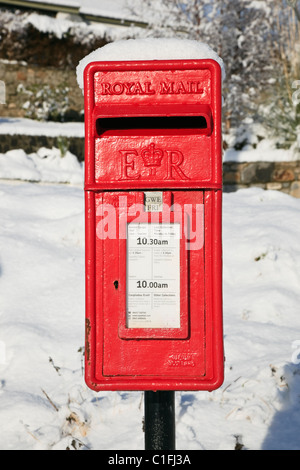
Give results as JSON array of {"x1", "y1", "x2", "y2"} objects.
[{"x1": 84, "y1": 60, "x2": 224, "y2": 391}]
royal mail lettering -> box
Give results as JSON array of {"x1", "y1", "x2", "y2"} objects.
[
  {"x1": 101, "y1": 81, "x2": 155, "y2": 95},
  {"x1": 160, "y1": 81, "x2": 204, "y2": 95},
  {"x1": 100, "y1": 80, "x2": 204, "y2": 96}
]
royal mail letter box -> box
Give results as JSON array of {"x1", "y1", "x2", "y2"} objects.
[{"x1": 84, "y1": 59, "x2": 223, "y2": 391}]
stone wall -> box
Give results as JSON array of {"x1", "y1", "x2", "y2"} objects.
[
  {"x1": 0, "y1": 60, "x2": 84, "y2": 120},
  {"x1": 223, "y1": 161, "x2": 300, "y2": 198},
  {"x1": 0, "y1": 133, "x2": 85, "y2": 161}
]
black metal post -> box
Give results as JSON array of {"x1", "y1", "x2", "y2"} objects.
[{"x1": 144, "y1": 391, "x2": 176, "y2": 450}]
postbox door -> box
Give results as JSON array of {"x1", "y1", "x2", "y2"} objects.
[{"x1": 90, "y1": 190, "x2": 209, "y2": 383}]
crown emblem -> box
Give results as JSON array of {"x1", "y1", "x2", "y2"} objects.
[{"x1": 141, "y1": 143, "x2": 163, "y2": 175}]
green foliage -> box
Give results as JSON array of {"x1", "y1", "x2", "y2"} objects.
[{"x1": 56, "y1": 136, "x2": 69, "y2": 157}]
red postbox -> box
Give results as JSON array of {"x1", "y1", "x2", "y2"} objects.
[{"x1": 84, "y1": 59, "x2": 223, "y2": 391}]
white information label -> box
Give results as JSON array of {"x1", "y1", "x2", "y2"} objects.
[{"x1": 127, "y1": 223, "x2": 181, "y2": 329}]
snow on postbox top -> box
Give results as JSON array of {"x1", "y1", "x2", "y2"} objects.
[{"x1": 77, "y1": 38, "x2": 224, "y2": 190}]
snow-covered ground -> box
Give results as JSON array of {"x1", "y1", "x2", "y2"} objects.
[
  {"x1": 0, "y1": 147, "x2": 83, "y2": 185},
  {"x1": 0, "y1": 150, "x2": 299, "y2": 450}
]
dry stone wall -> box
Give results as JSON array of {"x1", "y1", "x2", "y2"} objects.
[
  {"x1": 223, "y1": 161, "x2": 300, "y2": 198},
  {"x1": 0, "y1": 60, "x2": 84, "y2": 120}
]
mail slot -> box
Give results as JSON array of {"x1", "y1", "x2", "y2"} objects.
[{"x1": 84, "y1": 59, "x2": 224, "y2": 391}]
